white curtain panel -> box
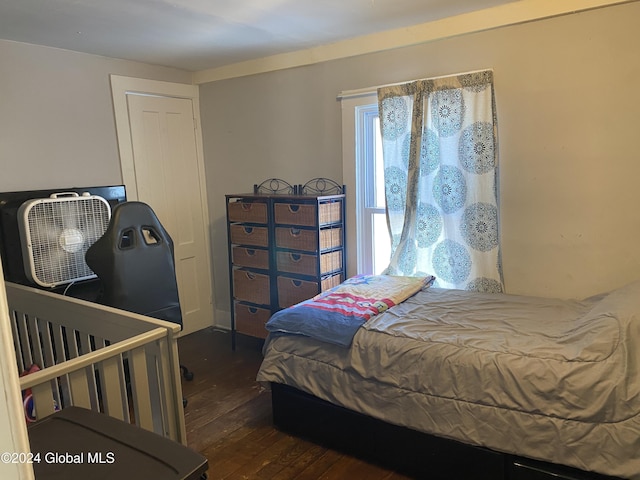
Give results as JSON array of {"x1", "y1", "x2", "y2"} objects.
[{"x1": 378, "y1": 70, "x2": 503, "y2": 292}]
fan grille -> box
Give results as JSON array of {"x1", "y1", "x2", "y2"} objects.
[{"x1": 25, "y1": 197, "x2": 111, "y2": 287}]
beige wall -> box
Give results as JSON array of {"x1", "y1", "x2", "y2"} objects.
[
  {"x1": 0, "y1": 40, "x2": 192, "y2": 192},
  {"x1": 200, "y1": 1, "x2": 640, "y2": 317}
]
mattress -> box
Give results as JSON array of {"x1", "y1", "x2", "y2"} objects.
[{"x1": 257, "y1": 280, "x2": 640, "y2": 479}]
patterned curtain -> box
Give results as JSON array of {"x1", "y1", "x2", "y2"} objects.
[{"x1": 377, "y1": 70, "x2": 503, "y2": 292}]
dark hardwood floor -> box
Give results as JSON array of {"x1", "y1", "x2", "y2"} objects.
[{"x1": 178, "y1": 327, "x2": 412, "y2": 480}]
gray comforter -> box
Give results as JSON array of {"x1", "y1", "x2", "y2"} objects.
[{"x1": 257, "y1": 280, "x2": 640, "y2": 479}]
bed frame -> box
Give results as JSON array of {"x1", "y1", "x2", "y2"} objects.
[
  {"x1": 271, "y1": 382, "x2": 622, "y2": 480},
  {"x1": 7, "y1": 281, "x2": 187, "y2": 444}
]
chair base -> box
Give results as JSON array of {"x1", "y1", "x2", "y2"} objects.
[{"x1": 180, "y1": 364, "x2": 194, "y2": 381}]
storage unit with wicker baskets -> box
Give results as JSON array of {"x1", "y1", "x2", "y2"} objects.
[{"x1": 226, "y1": 189, "x2": 346, "y2": 346}]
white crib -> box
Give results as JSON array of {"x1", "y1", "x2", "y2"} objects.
[{"x1": 6, "y1": 282, "x2": 187, "y2": 445}]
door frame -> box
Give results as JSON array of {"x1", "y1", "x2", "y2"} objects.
[{"x1": 110, "y1": 75, "x2": 215, "y2": 331}]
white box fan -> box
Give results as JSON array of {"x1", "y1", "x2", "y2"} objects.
[{"x1": 17, "y1": 192, "x2": 111, "y2": 288}]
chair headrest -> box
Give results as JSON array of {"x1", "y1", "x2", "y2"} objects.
[{"x1": 103, "y1": 201, "x2": 173, "y2": 250}]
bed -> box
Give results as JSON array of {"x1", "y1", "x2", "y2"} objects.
[
  {"x1": 256, "y1": 275, "x2": 640, "y2": 479},
  {"x1": 7, "y1": 281, "x2": 187, "y2": 444}
]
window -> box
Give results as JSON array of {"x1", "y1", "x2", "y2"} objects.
[
  {"x1": 341, "y1": 91, "x2": 390, "y2": 276},
  {"x1": 356, "y1": 104, "x2": 390, "y2": 274}
]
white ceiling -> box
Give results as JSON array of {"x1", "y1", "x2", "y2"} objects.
[{"x1": 0, "y1": 0, "x2": 523, "y2": 72}]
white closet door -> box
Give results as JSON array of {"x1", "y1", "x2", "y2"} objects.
[{"x1": 126, "y1": 93, "x2": 213, "y2": 335}]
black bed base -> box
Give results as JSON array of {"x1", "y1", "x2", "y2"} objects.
[{"x1": 271, "y1": 383, "x2": 622, "y2": 480}]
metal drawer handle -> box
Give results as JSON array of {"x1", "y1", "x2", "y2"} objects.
[{"x1": 290, "y1": 228, "x2": 301, "y2": 236}]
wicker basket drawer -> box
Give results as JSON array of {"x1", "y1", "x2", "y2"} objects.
[
  {"x1": 276, "y1": 251, "x2": 317, "y2": 276},
  {"x1": 274, "y1": 202, "x2": 342, "y2": 226},
  {"x1": 234, "y1": 302, "x2": 270, "y2": 339},
  {"x1": 275, "y1": 227, "x2": 317, "y2": 251},
  {"x1": 230, "y1": 224, "x2": 269, "y2": 247},
  {"x1": 227, "y1": 201, "x2": 268, "y2": 223},
  {"x1": 275, "y1": 226, "x2": 342, "y2": 252},
  {"x1": 318, "y1": 201, "x2": 342, "y2": 225},
  {"x1": 274, "y1": 203, "x2": 317, "y2": 227},
  {"x1": 321, "y1": 226, "x2": 343, "y2": 250},
  {"x1": 321, "y1": 273, "x2": 343, "y2": 291},
  {"x1": 232, "y1": 246, "x2": 269, "y2": 270},
  {"x1": 233, "y1": 269, "x2": 271, "y2": 305},
  {"x1": 277, "y1": 276, "x2": 319, "y2": 308},
  {"x1": 276, "y1": 250, "x2": 342, "y2": 276},
  {"x1": 320, "y1": 250, "x2": 343, "y2": 274}
]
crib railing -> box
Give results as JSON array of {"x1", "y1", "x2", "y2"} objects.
[{"x1": 6, "y1": 282, "x2": 187, "y2": 445}]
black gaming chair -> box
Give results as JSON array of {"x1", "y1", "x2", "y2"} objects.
[{"x1": 85, "y1": 201, "x2": 194, "y2": 386}]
